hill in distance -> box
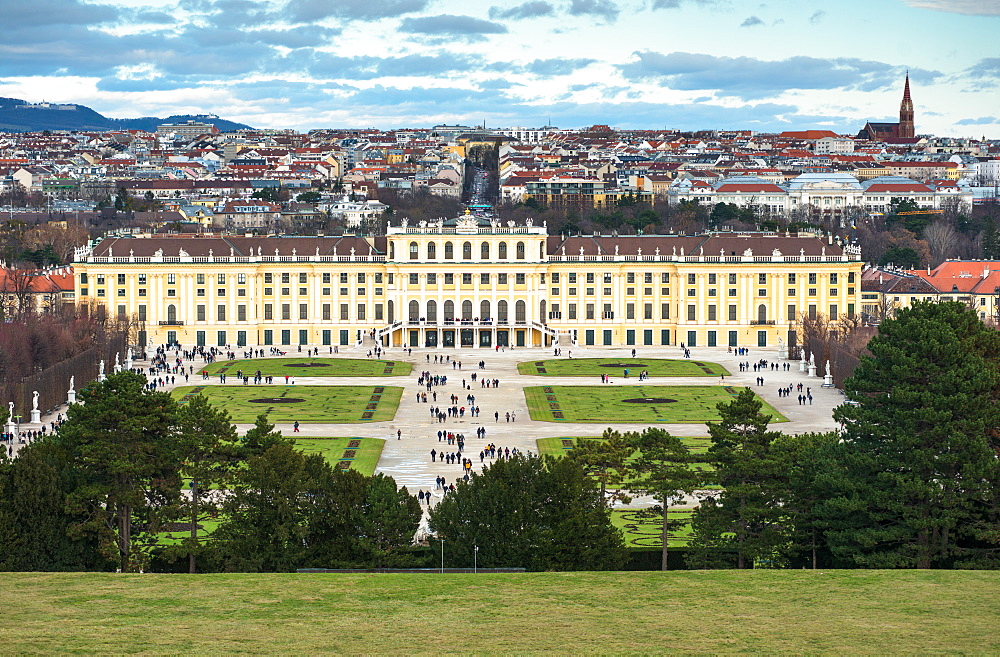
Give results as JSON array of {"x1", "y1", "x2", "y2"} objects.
[{"x1": 0, "y1": 97, "x2": 253, "y2": 133}]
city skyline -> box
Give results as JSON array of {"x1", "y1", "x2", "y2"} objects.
[{"x1": 2, "y1": 0, "x2": 1000, "y2": 136}]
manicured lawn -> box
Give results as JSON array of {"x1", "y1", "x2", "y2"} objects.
[
  {"x1": 535, "y1": 436, "x2": 712, "y2": 459},
  {"x1": 1, "y1": 572, "x2": 997, "y2": 653},
  {"x1": 525, "y1": 385, "x2": 787, "y2": 423},
  {"x1": 518, "y1": 357, "x2": 729, "y2": 377},
  {"x1": 295, "y1": 438, "x2": 385, "y2": 476},
  {"x1": 172, "y1": 385, "x2": 402, "y2": 423},
  {"x1": 612, "y1": 509, "x2": 693, "y2": 547},
  {"x1": 200, "y1": 357, "x2": 411, "y2": 378}
]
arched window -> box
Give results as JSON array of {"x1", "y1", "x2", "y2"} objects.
[
  {"x1": 427, "y1": 300, "x2": 437, "y2": 322},
  {"x1": 481, "y1": 242, "x2": 490, "y2": 260},
  {"x1": 540, "y1": 242, "x2": 545, "y2": 259},
  {"x1": 516, "y1": 241, "x2": 525, "y2": 260},
  {"x1": 444, "y1": 242, "x2": 454, "y2": 260},
  {"x1": 515, "y1": 300, "x2": 526, "y2": 323},
  {"x1": 409, "y1": 241, "x2": 418, "y2": 260},
  {"x1": 462, "y1": 300, "x2": 473, "y2": 320},
  {"x1": 444, "y1": 300, "x2": 455, "y2": 319},
  {"x1": 540, "y1": 299, "x2": 547, "y2": 324},
  {"x1": 387, "y1": 300, "x2": 394, "y2": 323},
  {"x1": 498, "y1": 242, "x2": 508, "y2": 259},
  {"x1": 480, "y1": 300, "x2": 490, "y2": 319},
  {"x1": 462, "y1": 241, "x2": 472, "y2": 260},
  {"x1": 389, "y1": 243, "x2": 395, "y2": 259},
  {"x1": 409, "y1": 300, "x2": 419, "y2": 321},
  {"x1": 498, "y1": 300, "x2": 508, "y2": 322},
  {"x1": 427, "y1": 241, "x2": 436, "y2": 259},
  {"x1": 167, "y1": 304, "x2": 177, "y2": 323},
  {"x1": 758, "y1": 304, "x2": 767, "y2": 323}
]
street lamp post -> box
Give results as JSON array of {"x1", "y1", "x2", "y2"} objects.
[
  {"x1": 440, "y1": 538, "x2": 445, "y2": 574},
  {"x1": 474, "y1": 544, "x2": 478, "y2": 574}
]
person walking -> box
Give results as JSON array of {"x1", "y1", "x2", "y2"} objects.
[{"x1": 293, "y1": 420, "x2": 300, "y2": 433}]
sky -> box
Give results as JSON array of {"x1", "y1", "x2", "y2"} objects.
[{"x1": 1, "y1": 0, "x2": 999, "y2": 136}]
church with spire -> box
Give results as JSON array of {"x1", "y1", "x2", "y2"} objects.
[{"x1": 857, "y1": 73, "x2": 918, "y2": 142}]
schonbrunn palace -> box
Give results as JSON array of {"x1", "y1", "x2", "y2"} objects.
[{"x1": 72, "y1": 215, "x2": 863, "y2": 351}]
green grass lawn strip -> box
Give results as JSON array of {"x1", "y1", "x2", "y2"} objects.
[
  {"x1": 517, "y1": 357, "x2": 730, "y2": 377},
  {"x1": 295, "y1": 437, "x2": 385, "y2": 476},
  {"x1": 200, "y1": 357, "x2": 411, "y2": 377},
  {"x1": 525, "y1": 385, "x2": 786, "y2": 423},
  {"x1": 171, "y1": 385, "x2": 402, "y2": 423},
  {"x1": 1, "y1": 572, "x2": 997, "y2": 653}
]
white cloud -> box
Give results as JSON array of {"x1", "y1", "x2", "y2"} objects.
[{"x1": 902, "y1": 0, "x2": 1000, "y2": 16}]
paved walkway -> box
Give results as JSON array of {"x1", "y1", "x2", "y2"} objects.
[{"x1": 20, "y1": 344, "x2": 843, "y2": 511}]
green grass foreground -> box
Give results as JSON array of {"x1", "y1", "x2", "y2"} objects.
[
  {"x1": 518, "y1": 357, "x2": 729, "y2": 377},
  {"x1": 171, "y1": 385, "x2": 402, "y2": 423},
  {"x1": 200, "y1": 357, "x2": 411, "y2": 377},
  {"x1": 525, "y1": 385, "x2": 787, "y2": 423},
  {"x1": 0, "y1": 572, "x2": 996, "y2": 653}
]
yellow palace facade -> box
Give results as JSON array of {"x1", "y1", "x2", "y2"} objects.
[{"x1": 73, "y1": 217, "x2": 863, "y2": 351}]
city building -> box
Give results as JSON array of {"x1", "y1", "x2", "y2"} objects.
[
  {"x1": 73, "y1": 218, "x2": 862, "y2": 351},
  {"x1": 857, "y1": 73, "x2": 917, "y2": 141}
]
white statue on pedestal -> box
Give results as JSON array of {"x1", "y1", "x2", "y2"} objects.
[
  {"x1": 823, "y1": 359, "x2": 834, "y2": 387},
  {"x1": 32, "y1": 391, "x2": 38, "y2": 411},
  {"x1": 30, "y1": 391, "x2": 40, "y2": 424},
  {"x1": 99, "y1": 360, "x2": 106, "y2": 381}
]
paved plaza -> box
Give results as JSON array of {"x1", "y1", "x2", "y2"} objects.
[{"x1": 25, "y1": 343, "x2": 843, "y2": 510}]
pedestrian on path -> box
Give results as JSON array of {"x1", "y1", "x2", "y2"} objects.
[{"x1": 293, "y1": 420, "x2": 300, "y2": 433}]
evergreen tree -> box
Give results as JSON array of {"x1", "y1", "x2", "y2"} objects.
[
  {"x1": 241, "y1": 413, "x2": 293, "y2": 457},
  {"x1": 982, "y1": 218, "x2": 1000, "y2": 260},
  {"x1": 831, "y1": 301, "x2": 1000, "y2": 568},
  {"x1": 564, "y1": 429, "x2": 635, "y2": 506},
  {"x1": 771, "y1": 431, "x2": 841, "y2": 569},
  {"x1": 212, "y1": 443, "x2": 319, "y2": 572},
  {"x1": 429, "y1": 454, "x2": 626, "y2": 571},
  {"x1": 0, "y1": 442, "x2": 110, "y2": 571},
  {"x1": 170, "y1": 395, "x2": 240, "y2": 573},
  {"x1": 628, "y1": 428, "x2": 699, "y2": 570},
  {"x1": 354, "y1": 474, "x2": 422, "y2": 567},
  {"x1": 213, "y1": 445, "x2": 421, "y2": 571},
  {"x1": 687, "y1": 388, "x2": 788, "y2": 569},
  {"x1": 53, "y1": 371, "x2": 181, "y2": 572}
]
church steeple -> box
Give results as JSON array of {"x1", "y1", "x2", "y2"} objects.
[{"x1": 899, "y1": 71, "x2": 915, "y2": 139}]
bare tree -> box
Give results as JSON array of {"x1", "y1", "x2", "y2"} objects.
[
  {"x1": 923, "y1": 220, "x2": 958, "y2": 267},
  {"x1": 0, "y1": 266, "x2": 36, "y2": 319}
]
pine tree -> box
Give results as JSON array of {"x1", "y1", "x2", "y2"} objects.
[
  {"x1": 831, "y1": 301, "x2": 1000, "y2": 568},
  {"x1": 564, "y1": 428, "x2": 635, "y2": 506},
  {"x1": 171, "y1": 395, "x2": 240, "y2": 573},
  {"x1": 688, "y1": 388, "x2": 788, "y2": 569},
  {"x1": 53, "y1": 371, "x2": 181, "y2": 572},
  {"x1": 429, "y1": 454, "x2": 626, "y2": 571},
  {"x1": 628, "y1": 428, "x2": 699, "y2": 570},
  {"x1": 241, "y1": 412, "x2": 293, "y2": 457}
]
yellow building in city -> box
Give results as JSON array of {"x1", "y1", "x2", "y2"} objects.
[{"x1": 73, "y1": 217, "x2": 862, "y2": 351}]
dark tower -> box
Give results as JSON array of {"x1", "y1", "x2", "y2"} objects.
[{"x1": 898, "y1": 72, "x2": 914, "y2": 139}]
